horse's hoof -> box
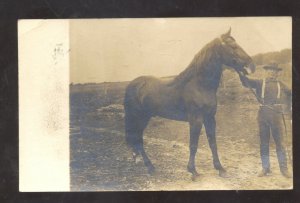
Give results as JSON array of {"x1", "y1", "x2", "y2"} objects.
[
  {"x1": 219, "y1": 169, "x2": 228, "y2": 178},
  {"x1": 187, "y1": 166, "x2": 200, "y2": 181},
  {"x1": 187, "y1": 165, "x2": 197, "y2": 173},
  {"x1": 133, "y1": 153, "x2": 142, "y2": 164},
  {"x1": 193, "y1": 171, "x2": 200, "y2": 177},
  {"x1": 191, "y1": 173, "x2": 200, "y2": 181}
]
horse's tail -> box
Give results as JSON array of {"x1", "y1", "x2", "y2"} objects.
[
  {"x1": 124, "y1": 79, "x2": 150, "y2": 154},
  {"x1": 124, "y1": 83, "x2": 138, "y2": 152}
]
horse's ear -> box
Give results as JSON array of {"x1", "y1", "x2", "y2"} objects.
[
  {"x1": 220, "y1": 28, "x2": 231, "y2": 44},
  {"x1": 221, "y1": 27, "x2": 231, "y2": 40},
  {"x1": 224, "y1": 27, "x2": 231, "y2": 37}
]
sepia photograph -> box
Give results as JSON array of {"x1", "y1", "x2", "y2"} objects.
[
  {"x1": 69, "y1": 18, "x2": 292, "y2": 191},
  {"x1": 19, "y1": 17, "x2": 292, "y2": 191}
]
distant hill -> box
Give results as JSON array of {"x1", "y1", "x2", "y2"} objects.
[{"x1": 252, "y1": 49, "x2": 291, "y2": 65}]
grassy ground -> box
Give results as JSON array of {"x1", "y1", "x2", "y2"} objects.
[{"x1": 70, "y1": 68, "x2": 292, "y2": 191}]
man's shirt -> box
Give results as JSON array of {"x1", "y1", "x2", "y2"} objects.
[{"x1": 239, "y1": 75, "x2": 292, "y2": 107}]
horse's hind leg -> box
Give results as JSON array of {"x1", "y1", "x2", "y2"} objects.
[
  {"x1": 137, "y1": 116, "x2": 155, "y2": 175},
  {"x1": 125, "y1": 112, "x2": 155, "y2": 174},
  {"x1": 139, "y1": 145, "x2": 155, "y2": 175},
  {"x1": 203, "y1": 115, "x2": 227, "y2": 177}
]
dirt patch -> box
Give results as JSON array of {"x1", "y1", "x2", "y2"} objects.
[
  {"x1": 70, "y1": 70, "x2": 292, "y2": 191},
  {"x1": 70, "y1": 106, "x2": 292, "y2": 191}
]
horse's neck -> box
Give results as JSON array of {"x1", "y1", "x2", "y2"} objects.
[
  {"x1": 197, "y1": 61, "x2": 223, "y2": 91},
  {"x1": 171, "y1": 42, "x2": 223, "y2": 91}
]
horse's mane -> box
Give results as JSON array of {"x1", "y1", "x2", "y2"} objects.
[{"x1": 171, "y1": 38, "x2": 220, "y2": 86}]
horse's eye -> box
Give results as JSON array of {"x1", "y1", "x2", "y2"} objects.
[{"x1": 231, "y1": 44, "x2": 238, "y2": 49}]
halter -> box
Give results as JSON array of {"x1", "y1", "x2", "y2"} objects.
[{"x1": 219, "y1": 37, "x2": 225, "y2": 45}]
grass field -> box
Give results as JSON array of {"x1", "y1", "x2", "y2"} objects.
[{"x1": 70, "y1": 66, "x2": 292, "y2": 191}]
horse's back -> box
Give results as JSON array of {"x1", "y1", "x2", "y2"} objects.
[
  {"x1": 128, "y1": 75, "x2": 163, "y2": 87},
  {"x1": 125, "y1": 75, "x2": 187, "y2": 120},
  {"x1": 124, "y1": 76, "x2": 162, "y2": 108},
  {"x1": 126, "y1": 75, "x2": 165, "y2": 95}
]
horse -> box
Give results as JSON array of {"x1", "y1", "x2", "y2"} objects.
[{"x1": 124, "y1": 28, "x2": 255, "y2": 179}]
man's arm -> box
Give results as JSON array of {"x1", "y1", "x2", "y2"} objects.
[{"x1": 238, "y1": 73, "x2": 261, "y2": 90}]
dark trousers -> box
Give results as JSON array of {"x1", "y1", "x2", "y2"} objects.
[{"x1": 258, "y1": 106, "x2": 288, "y2": 172}]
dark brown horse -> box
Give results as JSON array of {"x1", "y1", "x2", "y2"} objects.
[{"x1": 124, "y1": 29, "x2": 255, "y2": 179}]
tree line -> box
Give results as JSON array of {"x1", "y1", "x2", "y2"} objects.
[{"x1": 252, "y1": 49, "x2": 291, "y2": 66}]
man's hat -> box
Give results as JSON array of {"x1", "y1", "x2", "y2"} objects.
[{"x1": 262, "y1": 63, "x2": 282, "y2": 72}]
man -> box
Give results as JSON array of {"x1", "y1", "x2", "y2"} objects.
[{"x1": 239, "y1": 63, "x2": 292, "y2": 178}]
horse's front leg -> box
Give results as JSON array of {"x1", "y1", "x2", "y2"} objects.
[
  {"x1": 187, "y1": 114, "x2": 203, "y2": 180},
  {"x1": 204, "y1": 114, "x2": 227, "y2": 177}
]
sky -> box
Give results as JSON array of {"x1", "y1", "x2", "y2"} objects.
[{"x1": 70, "y1": 17, "x2": 291, "y2": 84}]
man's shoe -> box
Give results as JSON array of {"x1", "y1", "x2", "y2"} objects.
[
  {"x1": 258, "y1": 168, "x2": 271, "y2": 177},
  {"x1": 281, "y1": 170, "x2": 292, "y2": 178}
]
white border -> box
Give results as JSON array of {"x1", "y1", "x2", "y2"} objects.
[{"x1": 19, "y1": 20, "x2": 70, "y2": 191}]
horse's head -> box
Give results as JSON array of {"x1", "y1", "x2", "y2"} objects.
[{"x1": 218, "y1": 28, "x2": 255, "y2": 75}]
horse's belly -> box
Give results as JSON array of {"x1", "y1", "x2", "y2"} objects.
[
  {"x1": 158, "y1": 112, "x2": 187, "y2": 121},
  {"x1": 136, "y1": 78, "x2": 187, "y2": 121},
  {"x1": 154, "y1": 103, "x2": 187, "y2": 121}
]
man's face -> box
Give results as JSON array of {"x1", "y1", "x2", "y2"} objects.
[{"x1": 266, "y1": 70, "x2": 279, "y2": 79}]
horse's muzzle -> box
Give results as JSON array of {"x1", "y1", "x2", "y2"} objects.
[{"x1": 244, "y1": 62, "x2": 256, "y2": 74}]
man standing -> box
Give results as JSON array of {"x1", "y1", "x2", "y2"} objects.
[{"x1": 239, "y1": 63, "x2": 292, "y2": 178}]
